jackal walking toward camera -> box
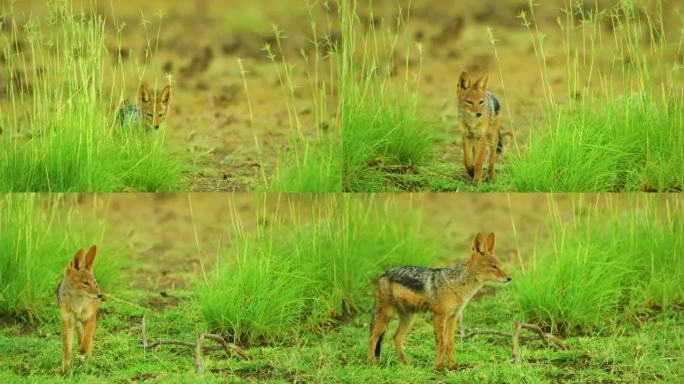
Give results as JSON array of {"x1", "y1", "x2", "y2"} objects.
[
  {"x1": 457, "y1": 71, "x2": 503, "y2": 183},
  {"x1": 57, "y1": 245, "x2": 103, "y2": 374},
  {"x1": 367, "y1": 233, "x2": 511, "y2": 369},
  {"x1": 118, "y1": 83, "x2": 171, "y2": 131}
]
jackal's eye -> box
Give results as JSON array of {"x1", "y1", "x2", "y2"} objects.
[
  {"x1": 465, "y1": 100, "x2": 473, "y2": 105},
  {"x1": 479, "y1": 100, "x2": 485, "y2": 105},
  {"x1": 82, "y1": 281, "x2": 89, "y2": 286},
  {"x1": 146, "y1": 113, "x2": 154, "y2": 118}
]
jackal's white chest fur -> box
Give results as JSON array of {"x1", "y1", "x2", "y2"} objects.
[
  {"x1": 58, "y1": 283, "x2": 96, "y2": 322},
  {"x1": 449, "y1": 282, "x2": 483, "y2": 316},
  {"x1": 459, "y1": 111, "x2": 492, "y2": 139}
]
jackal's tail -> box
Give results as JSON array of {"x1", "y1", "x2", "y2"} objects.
[
  {"x1": 370, "y1": 303, "x2": 385, "y2": 358},
  {"x1": 497, "y1": 130, "x2": 503, "y2": 154}
]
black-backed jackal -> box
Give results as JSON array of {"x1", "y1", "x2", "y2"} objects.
[{"x1": 367, "y1": 233, "x2": 511, "y2": 369}]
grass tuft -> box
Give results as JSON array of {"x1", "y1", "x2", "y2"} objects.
[
  {"x1": 261, "y1": 9, "x2": 343, "y2": 192},
  {"x1": 0, "y1": 194, "x2": 118, "y2": 323},
  {"x1": 340, "y1": 0, "x2": 438, "y2": 192},
  {"x1": 0, "y1": 0, "x2": 185, "y2": 192},
  {"x1": 196, "y1": 194, "x2": 442, "y2": 345},
  {"x1": 510, "y1": 0, "x2": 684, "y2": 192},
  {"x1": 515, "y1": 194, "x2": 684, "y2": 335}
]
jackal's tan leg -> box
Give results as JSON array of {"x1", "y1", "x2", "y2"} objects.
[
  {"x1": 473, "y1": 136, "x2": 488, "y2": 183},
  {"x1": 393, "y1": 313, "x2": 416, "y2": 364},
  {"x1": 60, "y1": 317, "x2": 73, "y2": 374},
  {"x1": 368, "y1": 304, "x2": 394, "y2": 364},
  {"x1": 79, "y1": 313, "x2": 97, "y2": 359},
  {"x1": 445, "y1": 314, "x2": 459, "y2": 368},
  {"x1": 432, "y1": 313, "x2": 447, "y2": 368},
  {"x1": 488, "y1": 116, "x2": 502, "y2": 180},
  {"x1": 462, "y1": 136, "x2": 474, "y2": 178},
  {"x1": 76, "y1": 321, "x2": 84, "y2": 347}
]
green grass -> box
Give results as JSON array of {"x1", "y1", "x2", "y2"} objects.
[
  {"x1": 259, "y1": 8, "x2": 343, "y2": 192},
  {"x1": 196, "y1": 194, "x2": 441, "y2": 345},
  {"x1": 270, "y1": 135, "x2": 343, "y2": 192},
  {"x1": 0, "y1": 194, "x2": 683, "y2": 382},
  {"x1": 0, "y1": 194, "x2": 119, "y2": 323},
  {"x1": 2, "y1": 288, "x2": 682, "y2": 383},
  {"x1": 340, "y1": 0, "x2": 440, "y2": 192},
  {"x1": 339, "y1": 0, "x2": 683, "y2": 192},
  {"x1": 515, "y1": 195, "x2": 684, "y2": 335},
  {"x1": 0, "y1": 0, "x2": 185, "y2": 192},
  {"x1": 509, "y1": 0, "x2": 684, "y2": 192},
  {"x1": 512, "y1": 95, "x2": 684, "y2": 192}
]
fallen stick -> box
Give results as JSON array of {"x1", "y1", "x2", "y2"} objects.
[
  {"x1": 521, "y1": 323, "x2": 567, "y2": 351},
  {"x1": 512, "y1": 321, "x2": 522, "y2": 364},
  {"x1": 141, "y1": 315, "x2": 249, "y2": 373},
  {"x1": 195, "y1": 333, "x2": 206, "y2": 374},
  {"x1": 463, "y1": 320, "x2": 568, "y2": 364}
]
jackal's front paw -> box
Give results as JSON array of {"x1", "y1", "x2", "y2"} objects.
[{"x1": 60, "y1": 363, "x2": 70, "y2": 375}]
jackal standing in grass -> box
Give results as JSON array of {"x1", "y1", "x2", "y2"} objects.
[
  {"x1": 57, "y1": 245, "x2": 103, "y2": 374},
  {"x1": 367, "y1": 233, "x2": 511, "y2": 368},
  {"x1": 457, "y1": 71, "x2": 503, "y2": 183}
]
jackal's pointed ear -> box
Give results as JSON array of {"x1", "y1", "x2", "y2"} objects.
[
  {"x1": 159, "y1": 85, "x2": 171, "y2": 106},
  {"x1": 485, "y1": 232, "x2": 496, "y2": 252},
  {"x1": 138, "y1": 83, "x2": 152, "y2": 105},
  {"x1": 471, "y1": 232, "x2": 486, "y2": 256},
  {"x1": 474, "y1": 73, "x2": 489, "y2": 91},
  {"x1": 84, "y1": 245, "x2": 97, "y2": 271},
  {"x1": 458, "y1": 71, "x2": 471, "y2": 91},
  {"x1": 66, "y1": 248, "x2": 85, "y2": 276}
]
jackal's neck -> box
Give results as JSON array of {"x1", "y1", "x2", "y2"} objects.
[{"x1": 444, "y1": 261, "x2": 484, "y2": 296}]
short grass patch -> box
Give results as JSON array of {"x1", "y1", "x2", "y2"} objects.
[{"x1": 2, "y1": 288, "x2": 682, "y2": 383}]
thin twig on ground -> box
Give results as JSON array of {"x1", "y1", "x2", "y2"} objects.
[
  {"x1": 141, "y1": 315, "x2": 249, "y2": 373},
  {"x1": 512, "y1": 320, "x2": 522, "y2": 364},
  {"x1": 463, "y1": 320, "x2": 568, "y2": 364}
]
